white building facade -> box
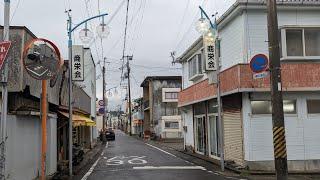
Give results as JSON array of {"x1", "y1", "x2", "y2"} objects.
[{"x1": 178, "y1": 0, "x2": 320, "y2": 172}]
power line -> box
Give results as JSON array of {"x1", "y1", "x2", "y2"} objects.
[
  {"x1": 10, "y1": 0, "x2": 21, "y2": 23},
  {"x1": 174, "y1": 0, "x2": 208, "y2": 51},
  {"x1": 131, "y1": 64, "x2": 181, "y2": 69},
  {"x1": 128, "y1": 0, "x2": 146, "y2": 54},
  {"x1": 120, "y1": 0, "x2": 130, "y2": 86},
  {"x1": 171, "y1": 0, "x2": 191, "y2": 49}
]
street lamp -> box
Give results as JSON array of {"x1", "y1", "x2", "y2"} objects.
[
  {"x1": 196, "y1": 6, "x2": 225, "y2": 172},
  {"x1": 195, "y1": 17, "x2": 210, "y2": 35},
  {"x1": 96, "y1": 17, "x2": 110, "y2": 39},
  {"x1": 203, "y1": 28, "x2": 217, "y2": 43},
  {"x1": 79, "y1": 23, "x2": 94, "y2": 44},
  {"x1": 66, "y1": 11, "x2": 109, "y2": 177}
]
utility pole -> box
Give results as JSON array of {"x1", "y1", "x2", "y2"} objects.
[
  {"x1": 125, "y1": 56, "x2": 132, "y2": 136},
  {"x1": 103, "y1": 58, "x2": 106, "y2": 131},
  {"x1": 102, "y1": 57, "x2": 107, "y2": 143},
  {"x1": 0, "y1": 0, "x2": 10, "y2": 178},
  {"x1": 266, "y1": 0, "x2": 288, "y2": 179},
  {"x1": 67, "y1": 11, "x2": 74, "y2": 177}
]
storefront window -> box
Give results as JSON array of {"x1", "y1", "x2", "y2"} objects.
[
  {"x1": 208, "y1": 99, "x2": 218, "y2": 114},
  {"x1": 194, "y1": 102, "x2": 206, "y2": 115},
  {"x1": 165, "y1": 121, "x2": 179, "y2": 129}
]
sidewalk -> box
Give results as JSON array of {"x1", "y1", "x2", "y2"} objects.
[
  {"x1": 142, "y1": 138, "x2": 320, "y2": 180},
  {"x1": 51, "y1": 142, "x2": 105, "y2": 180}
]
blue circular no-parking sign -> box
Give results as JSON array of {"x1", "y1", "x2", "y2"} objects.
[{"x1": 250, "y1": 54, "x2": 269, "y2": 73}]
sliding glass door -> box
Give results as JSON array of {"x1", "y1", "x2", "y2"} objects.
[
  {"x1": 195, "y1": 115, "x2": 205, "y2": 154},
  {"x1": 208, "y1": 115, "x2": 220, "y2": 157}
]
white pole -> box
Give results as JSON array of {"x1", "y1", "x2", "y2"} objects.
[{"x1": 1, "y1": 0, "x2": 10, "y2": 178}]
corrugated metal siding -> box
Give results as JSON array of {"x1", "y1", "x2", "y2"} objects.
[{"x1": 223, "y1": 94, "x2": 244, "y2": 166}]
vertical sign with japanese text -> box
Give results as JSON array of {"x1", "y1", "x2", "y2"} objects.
[
  {"x1": 72, "y1": 45, "x2": 84, "y2": 81},
  {"x1": 203, "y1": 37, "x2": 217, "y2": 71}
]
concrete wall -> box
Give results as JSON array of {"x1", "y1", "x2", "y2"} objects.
[
  {"x1": 242, "y1": 92, "x2": 320, "y2": 171},
  {"x1": 151, "y1": 79, "x2": 181, "y2": 137},
  {"x1": 5, "y1": 114, "x2": 57, "y2": 179},
  {"x1": 160, "y1": 115, "x2": 182, "y2": 139}
]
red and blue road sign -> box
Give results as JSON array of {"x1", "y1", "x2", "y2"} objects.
[{"x1": 249, "y1": 54, "x2": 269, "y2": 73}]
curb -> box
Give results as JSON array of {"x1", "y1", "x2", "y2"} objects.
[
  {"x1": 142, "y1": 139, "x2": 320, "y2": 177},
  {"x1": 74, "y1": 142, "x2": 105, "y2": 174}
]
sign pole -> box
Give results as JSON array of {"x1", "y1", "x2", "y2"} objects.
[
  {"x1": 40, "y1": 80, "x2": 47, "y2": 180},
  {"x1": 266, "y1": 0, "x2": 288, "y2": 179},
  {"x1": 0, "y1": 0, "x2": 10, "y2": 178}
]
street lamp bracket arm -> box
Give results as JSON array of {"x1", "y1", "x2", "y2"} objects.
[
  {"x1": 69, "y1": 13, "x2": 109, "y2": 34},
  {"x1": 199, "y1": 6, "x2": 216, "y2": 30}
]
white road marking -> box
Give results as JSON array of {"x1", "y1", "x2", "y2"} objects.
[
  {"x1": 145, "y1": 143, "x2": 177, "y2": 157},
  {"x1": 81, "y1": 142, "x2": 109, "y2": 180},
  {"x1": 80, "y1": 157, "x2": 101, "y2": 180},
  {"x1": 184, "y1": 160, "x2": 194, "y2": 165},
  {"x1": 133, "y1": 166, "x2": 206, "y2": 170},
  {"x1": 105, "y1": 156, "x2": 148, "y2": 165}
]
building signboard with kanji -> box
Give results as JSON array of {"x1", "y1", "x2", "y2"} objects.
[
  {"x1": 72, "y1": 45, "x2": 84, "y2": 81},
  {"x1": 203, "y1": 37, "x2": 217, "y2": 71}
]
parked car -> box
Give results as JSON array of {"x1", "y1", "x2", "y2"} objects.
[{"x1": 106, "y1": 128, "x2": 115, "y2": 141}]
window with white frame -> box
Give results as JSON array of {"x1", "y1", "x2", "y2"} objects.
[
  {"x1": 162, "y1": 88, "x2": 180, "y2": 102},
  {"x1": 188, "y1": 54, "x2": 202, "y2": 79},
  {"x1": 165, "y1": 121, "x2": 179, "y2": 129},
  {"x1": 165, "y1": 92, "x2": 178, "y2": 100},
  {"x1": 281, "y1": 28, "x2": 320, "y2": 58}
]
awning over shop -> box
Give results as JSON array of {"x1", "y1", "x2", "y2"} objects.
[{"x1": 59, "y1": 111, "x2": 96, "y2": 127}]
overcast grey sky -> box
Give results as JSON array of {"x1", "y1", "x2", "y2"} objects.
[{"x1": 0, "y1": 0, "x2": 236, "y2": 110}]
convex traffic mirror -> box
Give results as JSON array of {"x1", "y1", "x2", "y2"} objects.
[{"x1": 23, "y1": 38, "x2": 62, "y2": 80}]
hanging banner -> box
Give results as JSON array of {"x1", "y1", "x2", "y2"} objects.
[
  {"x1": 72, "y1": 45, "x2": 84, "y2": 81},
  {"x1": 203, "y1": 37, "x2": 217, "y2": 71}
]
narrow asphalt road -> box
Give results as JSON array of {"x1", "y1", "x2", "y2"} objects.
[{"x1": 80, "y1": 130, "x2": 240, "y2": 180}]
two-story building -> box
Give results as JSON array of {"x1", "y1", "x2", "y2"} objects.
[
  {"x1": 0, "y1": 26, "x2": 58, "y2": 179},
  {"x1": 141, "y1": 76, "x2": 182, "y2": 139},
  {"x1": 178, "y1": 0, "x2": 320, "y2": 172}
]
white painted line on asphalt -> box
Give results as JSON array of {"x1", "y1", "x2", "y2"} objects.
[
  {"x1": 133, "y1": 166, "x2": 206, "y2": 170},
  {"x1": 145, "y1": 143, "x2": 177, "y2": 157},
  {"x1": 101, "y1": 142, "x2": 109, "y2": 156},
  {"x1": 184, "y1": 160, "x2": 194, "y2": 165},
  {"x1": 81, "y1": 157, "x2": 101, "y2": 180},
  {"x1": 82, "y1": 142, "x2": 109, "y2": 180}
]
